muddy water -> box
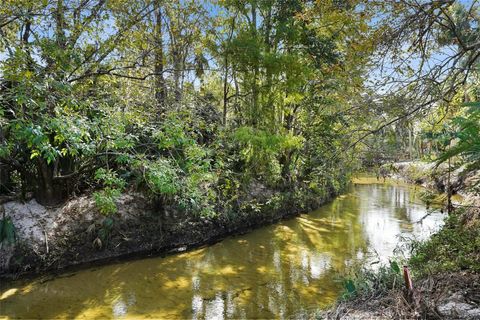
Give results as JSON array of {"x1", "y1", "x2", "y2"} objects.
[{"x1": 0, "y1": 179, "x2": 444, "y2": 319}]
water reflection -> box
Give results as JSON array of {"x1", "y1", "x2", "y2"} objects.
[{"x1": 0, "y1": 182, "x2": 444, "y2": 319}]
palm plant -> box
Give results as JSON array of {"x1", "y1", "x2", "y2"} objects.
[{"x1": 437, "y1": 102, "x2": 480, "y2": 170}]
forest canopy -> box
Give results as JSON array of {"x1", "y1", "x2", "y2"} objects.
[{"x1": 0, "y1": 0, "x2": 479, "y2": 216}]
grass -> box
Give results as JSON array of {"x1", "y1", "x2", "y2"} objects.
[
  {"x1": 333, "y1": 205, "x2": 480, "y2": 306},
  {"x1": 339, "y1": 260, "x2": 405, "y2": 301},
  {"x1": 409, "y1": 208, "x2": 480, "y2": 275}
]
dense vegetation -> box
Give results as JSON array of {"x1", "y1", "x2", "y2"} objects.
[
  {"x1": 1, "y1": 2, "x2": 480, "y2": 319},
  {"x1": 0, "y1": 0, "x2": 377, "y2": 217},
  {"x1": 1, "y1": 0, "x2": 480, "y2": 280},
  {"x1": 411, "y1": 207, "x2": 480, "y2": 274}
]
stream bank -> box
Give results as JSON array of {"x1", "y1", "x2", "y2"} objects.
[
  {"x1": 1, "y1": 180, "x2": 444, "y2": 318},
  {"x1": 321, "y1": 161, "x2": 480, "y2": 319},
  {"x1": 0, "y1": 181, "x2": 337, "y2": 280}
]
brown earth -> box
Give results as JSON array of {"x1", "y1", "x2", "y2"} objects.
[
  {"x1": 321, "y1": 272, "x2": 480, "y2": 319},
  {"x1": 0, "y1": 183, "x2": 331, "y2": 280}
]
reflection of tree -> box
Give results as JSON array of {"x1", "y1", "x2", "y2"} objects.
[
  {"x1": 2, "y1": 184, "x2": 430, "y2": 319},
  {"x1": 391, "y1": 186, "x2": 416, "y2": 233}
]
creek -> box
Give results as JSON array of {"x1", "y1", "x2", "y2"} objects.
[{"x1": 0, "y1": 178, "x2": 444, "y2": 319}]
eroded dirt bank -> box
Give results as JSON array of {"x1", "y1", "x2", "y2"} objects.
[
  {"x1": 390, "y1": 161, "x2": 480, "y2": 197},
  {"x1": 0, "y1": 183, "x2": 334, "y2": 280}
]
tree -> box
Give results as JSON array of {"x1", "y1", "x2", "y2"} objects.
[
  {"x1": 0, "y1": 0, "x2": 155, "y2": 204},
  {"x1": 0, "y1": 0, "x2": 376, "y2": 210}
]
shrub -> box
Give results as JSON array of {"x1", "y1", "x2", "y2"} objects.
[
  {"x1": 340, "y1": 260, "x2": 404, "y2": 300},
  {"x1": 93, "y1": 168, "x2": 126, "y2": 215},
  {"x1": 409, "y1": 209, "x2": 480, "y2": 275}
]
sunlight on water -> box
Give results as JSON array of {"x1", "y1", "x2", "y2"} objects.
[{"x1": 0, "y1": 181, "x2": 444, "y2": 319}]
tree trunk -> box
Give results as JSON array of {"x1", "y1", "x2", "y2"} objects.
[
  {"x1": 0, "y1": 165, "x2": 12, "y2": 194},
  {"x1": 223, "y1": 17, "x2": 236, "y2": 126},
  {"x1": 280, "y1": 151, "x2": 293, "y2": 185},
  {"x1": 0, "y1": 126, "x2": 12, "y2": 194},
  {"x1": 55, "y1": 0, "x2": 67, "y2": 50},
  {"x1": 154, "y1": 0, "x2": 167, "y2": 114},
  {"x1": 223, "y1": 55, "x2": 229, "y2": 126},
  {"x1": 408, "y1": 126, "x2": 414, "y2": 160},
  {"x1": 172, "y1": 48, "x2": 182, "y2": 103},
  {"x1": 233, "y1": 70, "x2": 241, "y2": 123},
  {"x1": 251, "y1": 2, "x2": 259, "y2": 126},
  {"x1": 35, "y1": 159, "x2": 66, "y2": 206},
  {"x1": 264, "y1": 5, "x2": 275, "y2": 128}
]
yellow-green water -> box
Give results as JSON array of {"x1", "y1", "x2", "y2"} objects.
[{"x1": 0, "y1": 181, "x2": 444, "y2": 319}]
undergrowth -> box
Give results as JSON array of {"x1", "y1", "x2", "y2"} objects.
[
  {"x1": 339, "y1": 259, "x2": 404, "y2": 301},
  {"x1": 410, "y1": 208, "x2": 480, "y2": 275},
  {"x1": 335, "y1": 207, "x2": 480, "y2": 308}
]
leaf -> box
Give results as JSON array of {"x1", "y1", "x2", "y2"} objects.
[
  {"x1": 390, "y1": 260, "x2": 400, "y2": 274},
  {"x1": 462, "y1": 102, "x2": 480, "y2": 108},
  {"x1": 0, "y1": 217, "x2": 16, "y2": 245},
  {"x1": 103, "y1": 217, "x2": 114, "y2": 229},
  {"x1": 344, "y1": 279, "x2": 356, "y2": 294},
  {"x1": 30, "y1": 150, "x2": 40, "y2": 159},
  {"x1": 4, "y1": 218, "x2": 15, "y2": 244}
]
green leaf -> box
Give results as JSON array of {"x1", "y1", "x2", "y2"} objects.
[
  {"x1": 103, "y1": 217, "x2": 114, "y2": 229},
  {"x1": 344, "y1": 279, "x2": 356, "y2": 294},
  {"x1": 463, "y1": 102, "x2": 480, "y2": 107},
  {"x1": 390, "y1": 260, "x2": 401, "y2": 274},
  {"x1": 30, "y1": 150, "x2": 40, "y2": 159},
  {"x1": 0, "y1": 217, "x2": 16, "y2": 245}
]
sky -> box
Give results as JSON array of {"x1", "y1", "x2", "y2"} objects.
[{"x1": 0, "y1": 0, "x2": 478, "y2": 91}]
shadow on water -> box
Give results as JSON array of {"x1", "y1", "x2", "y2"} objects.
[{"x1": 0, "y1": 182, "x2": 445, "y2": 319}]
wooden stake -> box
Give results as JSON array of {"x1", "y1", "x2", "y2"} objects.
[{"x1": 403, "y1": 265, "x2": 414, "y2": 303}]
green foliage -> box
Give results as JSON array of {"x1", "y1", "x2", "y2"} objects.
[
  {"x1": 341, "y1": 260, "x2": 403, "y2": 300},
  {"x1": 437, "y1": 102, "x2": 480, "y2": 170},
  {"x1": 0, "y1": 0, "x2": 372, "y2": 216},
  {"x1": 153, "y1": 113, "x2": 194, "y2": 150},
  {"x1": 404, "y1": 164, "x2": 432, "y2": 183},
  {"x1": 410, "y1": 210, "x2": 480, "y2": 275},
  {"x1": 233, "y1": 126, "x2": 304, "y2": 183},
  {"x1": 124, "y1": 111, "x2": 218, "y2": 217},
  {"x1": 142, "y1": 159, "x2": 180, "y2": 196},
  {"x1": 343, "y1": 279, "x2": 356, "y2": 296},
  {"x1": 93, "y1": 169, "x2": 126, "y2": 215},
  {"x1": 0, "y1": 216, "x2": 16, "y2": 246}
]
